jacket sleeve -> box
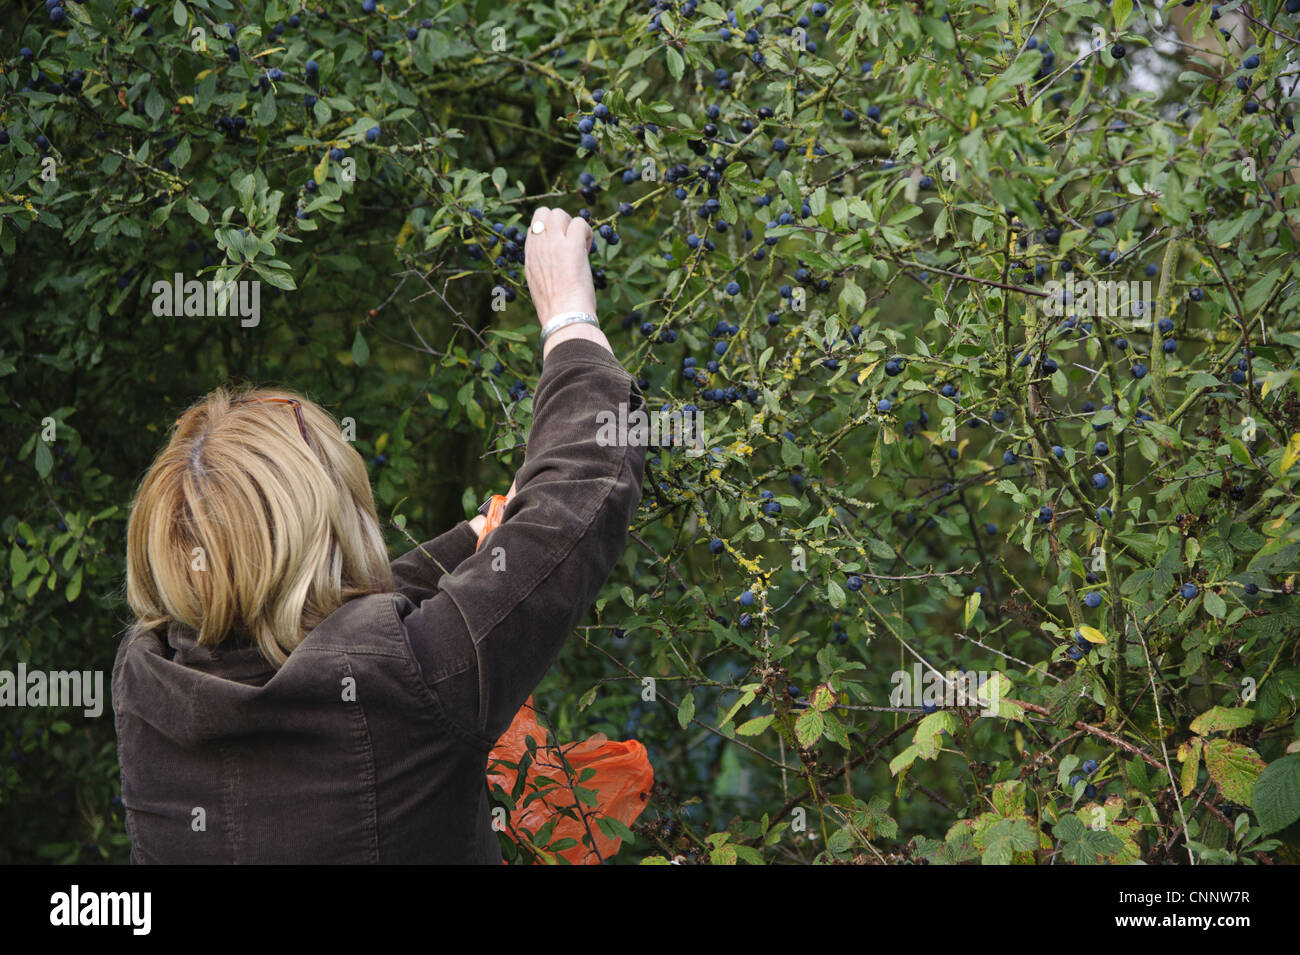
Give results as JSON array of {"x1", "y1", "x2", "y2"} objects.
[
  {"x1": 389, "y1": 521, "x2": 479, "y2": 603},
  {"x1": 402, "y1": 338, "x2": 647, "y2": 743}
]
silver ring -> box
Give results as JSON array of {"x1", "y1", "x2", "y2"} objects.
[{"x1": 531, "y1": 221, "x2": 545, "y2": 234}]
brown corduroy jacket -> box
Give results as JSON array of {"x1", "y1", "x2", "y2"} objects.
[{"x1": 112, "y1": 338, "x2": 647, "y2": 863}]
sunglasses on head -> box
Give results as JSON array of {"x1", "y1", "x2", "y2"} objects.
[
  {"x1": 232, "y1": 396, "x2": 311, "y2": 444},
  {"x1": 176, "y1": 395, "x2": 311, "y2": 444}
]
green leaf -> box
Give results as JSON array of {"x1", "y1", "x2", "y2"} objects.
[
  {"x1": 665, "y1": 47, "x2": 684, "y2": 81},
  {"x1": 1113, "y1": 0, "x2": 1132, "y2": 30},
  {"x1": 995, "y1": 53, "x2": 1043, "y2": 95},
  {"x1": 1201, "y1": 589, "x2": 1222, "y2": 621},
  {"x1": 889, "y1": 743, "x2": 920, "y2": 777},
  {"x1": 1243, "y1": 267, "x2": 1281, "y2": 314},
  {"x1": 677, "y1": 689, "x2": 695, "y2": 728},
  {"x1": 1190, "y1": 705, "x2": 1254, "y2": 735},
  {"x1": 65, "y1": 567, "x2": 82, "y2": 602},
  {"x1": 795, "y1": 709, "x2": 824, "y2": 748},
  {"x1": 257, "y1": 92, "x2": 277, "y2": 127},
  {"x1": 736, "y1": 715, "x2": 773, "y2": 736},
  {"x1": 913, "y1": 710, "x2": 956, "y2": 759},
  {"x1": 235, "y1": 173, "x2": 256, "y2": 211},
  {"x1": 980, "y1": 817, "x2": 1036, "y2": 865},
  {"x1": 1057, "y1": 754, "x2": 1080, "y2": 788},
  {"x1": 145, "y1": 87, "x2": 165, "y2": 123},
  {"x1": 1080, "y1": 828, "x2": 1124, "y2": 858},
  {"x1": 821, "y1": 711, "x2": 850, "y2": 748},
  {"x1": 1255, "y1": 669, "x2": 1300, "y2": 723},
  {"x1": 778, "y1": 169, "x2": 801, "y2": 214},
  {"x1": 839, "y1": 280, "x2": 866, "y2": 315},
  {"x1": 1054, "y1": 813, "x2": 1085, "y2": 842},
  {"x1": 464, "y1": 398, "x2": 485, "y2": 430},
  {"x1": 596, "y1": 815, "x2": 636, "y2": 843},
  {"x1": 255, "y1": 266, "x2": 296, "y2": 292},
  {"x1": 1251, "y1": 754, "x2": 1300, "y2": 834},
  {"x1": 34, "y1": 441, "x2": 53, "y2": 478},
  {"x1": 351, "y1": 329, "x2": 370, "y2": 366},
  {"x1": 827, "y1": 827, "x2": 856, "y2": 855},
  {"x1": 170, "y1": 137, "x2": 191, "y2": 170}
]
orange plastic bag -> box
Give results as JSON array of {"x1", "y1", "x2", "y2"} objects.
[
  {"x1": 486, "y1": 698, "x2": 653, "y2": 864},
  {"x1": 476, "y1": 496, "x2": 654, "y2": 864}
]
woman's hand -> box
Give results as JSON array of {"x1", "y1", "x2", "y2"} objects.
[
  {"x1": 524, "y1": 207, "x2": 597, "y2": 326},
  {"x1": 468, "y1": 481, "x2": 517, "y2": 537}
]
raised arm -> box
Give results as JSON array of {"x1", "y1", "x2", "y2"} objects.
[{"x1": 402, "y1": 206, "x2": 647, "y2": 742}]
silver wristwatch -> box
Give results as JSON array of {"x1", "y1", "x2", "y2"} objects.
[{"x1": 539, "y1": 311, "x2": 599, "y2": 346}]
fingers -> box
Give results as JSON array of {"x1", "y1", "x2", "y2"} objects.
[
  {"x1": 566, "y1": 215, "x2": 593, "y2": 248},
  {"x1": 528, "y1": 206, "x2": 591, "y2": 244},
  {"x1": 526, "y1": 206, "x2": 550, "y2": 244},
  {"x1": 543, "y1": 207, "x2": 571, "y2": 237}
]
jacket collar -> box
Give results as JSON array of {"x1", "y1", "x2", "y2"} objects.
[{"x1": 165, "y1": 623, "x2": 275, "y2": 682}]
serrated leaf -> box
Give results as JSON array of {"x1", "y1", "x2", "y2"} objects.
[
  {"x1": 1190, "y1": 705, "x2": 1255, "y2": 736},
  {"x1": 827, "y1": 827, "x2": 855, "y2": 855},
  {"x1": 822, "y1": 711, "x2": 850, "y2": 748},
  {"x1": 1054, "y1": 813, "x2": 1085, "y2": 842},
  {"x1": 889, "y1": 743, "x2": 920, "y2": 777},
  {"x1": 914, "y1": 710, "x2": 956, "y2": 759},
  {"x1": 1203, "y1": 738, "x2": 1264, "y2": 804},
  {"x1": 1250, "y1": 754, "x2": 1300, "y2": 835},
  {"x1": 795, "y1": 709, "x2": 824, "y2": 748}
]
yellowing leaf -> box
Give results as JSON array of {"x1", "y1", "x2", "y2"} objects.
[
  {"x1": 1178, "y1": 738, "x2": 1202, "y2": 797},
  {"x1": 313, "y1": 153, "x2": 329, "y2": 185},
  {"x1": 1203, "y1": 738, "x2": 1265, "y2": 804},
  {"x1": 1281, "y1": 433, "x2": 1300, "y2": 474},
  {"x1": 1077, "y1": 625, "x2": 1107, "y2": 645},
  {"x1": 395, "y1": 218, "x2": 415, "y2": 251}
]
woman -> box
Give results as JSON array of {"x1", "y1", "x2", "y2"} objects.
[{"x1": 113, "y1": 207, "x2": 647, "y2": 863}]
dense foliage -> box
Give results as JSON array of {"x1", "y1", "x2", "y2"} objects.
[{"x1": 3, "y1": 0, "x2": 1300, "y2": 864}]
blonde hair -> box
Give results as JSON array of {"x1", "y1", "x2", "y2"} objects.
[{"x1": 126, "y1": 386, "x2": 395, "y2": 667}]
